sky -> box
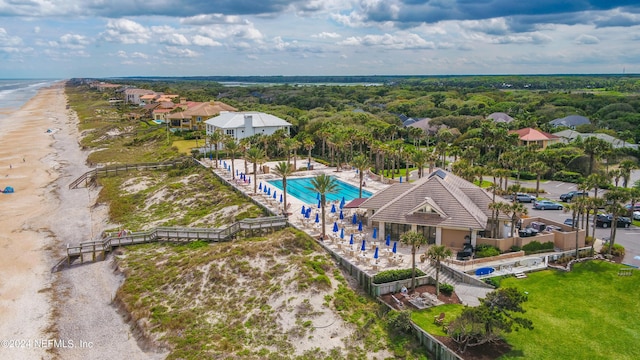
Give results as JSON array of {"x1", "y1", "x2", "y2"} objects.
[{"x1": 1, "y1": 1, "x2": 640, "y2": 78}]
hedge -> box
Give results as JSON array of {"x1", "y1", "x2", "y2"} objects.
[
  {"x1": 522, "y1": 240, "x2": 555, "y2": 254},
  {"x1": 372, "y1": 268, "x2": 426, "y2": 284},
  {"x1": 551, "y1": 170, "x2": 584, "y2": 183}
]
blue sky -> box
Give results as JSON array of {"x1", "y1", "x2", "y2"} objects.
[{"x1": 1, "y1": 0, "x2": 639, "y2": 78}]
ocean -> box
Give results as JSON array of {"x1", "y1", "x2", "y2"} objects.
[{"x1": 0, "y1": 79, "x2": 61, "y2": 119}]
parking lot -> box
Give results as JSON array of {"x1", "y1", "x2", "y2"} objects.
[{"x1": 503, "y1": 176, "x2": 640, "y2": 267}]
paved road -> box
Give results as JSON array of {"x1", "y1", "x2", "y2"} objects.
[{"x1": 501, "y1": 174, "x2": 640, "y2": 267}]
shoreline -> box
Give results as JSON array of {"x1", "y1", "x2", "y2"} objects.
[{"x1": 0, "y1": 82, "x2": 162, "y2": 359}]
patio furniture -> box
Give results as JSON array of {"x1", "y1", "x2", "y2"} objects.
[{"x1": 434, "y1": 312, "x2": 445, "y2": 325}]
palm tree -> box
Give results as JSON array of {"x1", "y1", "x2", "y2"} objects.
[
  {"x1": 582, "y1": 137, "x2": 611, "y2": 175},
  {"x1": 308, "y1": 174, "x2": 339, "y2": 240},
  {"x1": 225, "y1": 139, "x2": 240, "y2": 180},
  {"x1": 400, "y1": 231, "x2": 430, "y2": 293},
  {"x1": 426, "y1": 244, "x2": 453, "y2": 296},
  {"x1": 564, "y1": 199, "x2": 586, "y2": 258},
  {"x1": 209, "y1": 128, "x2": 224, "y2": 168},
  {"x1": 530, "y1": 161, "x2": 549, "y2": 198},
  {"x1": 273, "y1": 161, "x2": 295, "y2": 216},
  {"x1": 351, "y1": 154, "x2": 370, "y2": 198},
  {"x1": 246, "y1": 147, "x2": 266, "y2": 194},
  {"x1": 619, "y1": 159, "x2": 638, "y2": 188},
  {"x1": 303, "y1": 136, "x2": 315, "y2": 168},
  {"x1": 604, "y1": 188, "x2": 631, "y2": 255}
]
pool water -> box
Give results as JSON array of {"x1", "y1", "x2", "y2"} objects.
[{"x1": 267, "y1": 176, "x2": 372, "y2": 205}]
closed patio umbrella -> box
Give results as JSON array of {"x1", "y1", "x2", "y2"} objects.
[
  {"x1": 301, "y1": 205, "x2": 306, "y2": 215},
  {"x1": 392, "y1": 242, "x2": 397, "y2": 253},
  {"x1": 358, "y1": 221, "x2": 363, "y2": 231},
  {"x1": 314, "y1": 213, "x2": 319, "y2": 222},
  {"x1": 333, "y1": 222, "x2": 339, "y2": 233},
  {"x1": 352, "y1": 213, "x2": 357, "y2": 225},
  {"x1": 330, "y1": 203, "x2": 336, "y2": 213},
  {"x1": 279, "y1": 193, "x2": 283, "y2": 203},
  {"x1": 372, "y1": 227, "x2": 378, "y2": 239},
  {"x1": 340, "y1": 228, "x2": 344, "y2": 239},
  {"x1": 317, "y1": 199, "x2": 321, "y2": 208},
  {"x1": 339, "y1": 210, "x2": 344, "y2": 220},
  {"x1": 374, "y1": 247, "x2": 379, "y2": 259},
  {"x1": 385, "y1": 234, "x2": 391, "y2": 247},
  {"x1": 361, "y1": 239, "x2": 366, "y2": 252},
  {"x1": 349, "y1": 234, "x2": 354, "y2": 245},
  {"x1": 259, "y1": 182, "x2": 262, "y2": 191},
  {"x1": 267, "y1": 187, "x2": 271, "y2": 196}
]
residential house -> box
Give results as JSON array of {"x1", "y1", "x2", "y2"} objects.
[
  {"x1": 406, "y1": 118, "x2": 443, "y2": 136},
  {"x1": 167, "y1": 101, "x2": 237, "y2": 131},
  {"x1": 549, "y1": 115, "x2": 590, "y2": 129},
  {"x1": 554, "y1": 129, "x2": 638, "y2": 150},
  {"x1": 358, "y1": 169, "x2": 512, "y2": 250},
  {"x1": 509, "y1": 127, "x2": 560, "y2": 149},
  {"x1": 205, "y1": 111, "x2": 291, "y2": 147},
  {"x1": 486, "y1": 112, "x2": 514, "y2": 123},
  {"x1": 123, "y1": 88, "x2": 156, "y2": 105}
]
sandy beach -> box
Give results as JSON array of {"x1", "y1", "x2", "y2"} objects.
[{"x1": 0, "y1": 83, "x2": 163, "y2": 359}]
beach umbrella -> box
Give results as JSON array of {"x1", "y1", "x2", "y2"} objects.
[
  {"x1": 330, "y1": 203, "x2": 336, "y2": 213},
  {"x1": 374, "y1": 247, "x2": 379, "y2": 259},
  {"x1": 236, "y1": 169, "x2": 239, "y2": 176},
  {"x1": 279, "y1": 193, "x2": 283, "y2": 203},
  {"x1": 332, "y1": 222, "x2": 339, "y2": 233},
  {"x1": 317, "y1": 199, "x2": 321, "y2": 208},
  {"x1": 385, "y1": 234, "x2": 391, "y2": 247},
  {"x1": 339, "y1": 210, "x2": 344, "y2": 220},
  {"x1": 349, "y1": 234, "x2": 354, "y2": 245},
  {"x1": 301, "y1": 205, "x2": 306, "y2": 215},
  {"x1": 306, "y1": 207, "x2": 311, "y2": 217},
  {"x1": 392, "y1": 242, "x2": 397, "y2": 254},
  {"x1": 314, "y1": 213, "x2": 319, "y2": 223},
  {"x1": 361, "y1": 239, "x2": 366, "y2": 252},
  {"x1": 340, "y1": 196, "x2": 346, "y2": 209},
  {"x1": 358, "y1": 221, "x2": 363, "y2": 231},
  {"x1": 340, "y1": 228, "x2": 344, "y2": 239},
  {"x1": 273, "y1": 191, "x2": 277, "y2": 200},
  {"x1": 267, "y1": 187, "x2": 271, "y2": 196},
  {"x1": 259, "y1": 182, "x2": 262, "y2": 191},
  {"x1": 400, "y1": 176, "x2": 402, "y2": 183},
  {"x1": 317, "y1": 192, "x2": 320, "y2": 200},
  {"x1": 372, "y1": 227, "x2": 378, "y2": 239},
  {"x1": 352, "y1": 213, "x2": 357, "y2": 225}
]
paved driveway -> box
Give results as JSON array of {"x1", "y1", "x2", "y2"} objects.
[{"x1": 500, "y1": 176, "x2": 640, "y2": 267}]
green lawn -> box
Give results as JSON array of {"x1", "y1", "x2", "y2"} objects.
[
  {"x1": 411, "y1": 304, "x2": 465, "y2": 336},
  {"x1": 412, "y1": 261, "x2": 640, "y2": 359},
  {"x1": 382, "y1": 167, "x2": 417, "y2": 179},
  {"x1": 172, "y1": 139, "x2": 198, "y2": 154}
]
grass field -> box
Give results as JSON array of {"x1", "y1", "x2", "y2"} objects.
[
  {"x1": 172, "y1": 139, "x2": 198, "y2": 154},
  {"x1": 411, "y1": 261, "x2": 640, "y2": 359}
]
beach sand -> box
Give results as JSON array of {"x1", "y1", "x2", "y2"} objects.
[{"x1": 0, "y1": 83, "x2": 164, "y2": 359}]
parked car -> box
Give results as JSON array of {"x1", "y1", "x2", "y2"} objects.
[
  {"x1": 595, "y1": 214, "x2": 632, "y2": 228},
  {"x1": 624, "y1": 203, "x2": 640, "y2": 211},
  {"x1": 634, "y1": 211, "x2": 640, "y2": 221},
  {"x1": 559, "y1": 190, "x2": 589, "y2": 202},
  {"x1": 533, "y1": 200, "x2": 564, "y2": 210},
  {"x1": 510, "y1": 193, "x2": 537, "y2": 203},
  {"x1": 563, "y1": 218, "x2": 575, "y2": 226},
  {"x1": 456, "y1": 243, "x2": 474, "y2": 260},
  {"x1": 518, "y1": 227, "x2": 538, "y2": 238}
]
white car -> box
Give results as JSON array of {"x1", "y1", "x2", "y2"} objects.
[{"x1": 634, "y1": 211, "x2": 640, "y2": 221}]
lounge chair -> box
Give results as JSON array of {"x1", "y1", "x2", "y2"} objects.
[{"x1": 434, "y1": 312, "x2": 445, "y2": 325}]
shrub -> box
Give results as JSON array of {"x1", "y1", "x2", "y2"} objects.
[
  {"x1": 520, "y1": 187, "x2": 545, "y2": 194},
  {"x1": 475, "y1": 244, "x2": 500, "y2": 258},
  {"x1": 522, "y1": 241, "x2": 555, "y2": 254},
  {"x1": 373, "y1": 268, "x2": 426, "y2": 284},
  {"x1": 484, "y1": 277, "x2": 500, "y2": 288},
  {"x1": 510, "y1": 245, "x2": 522, "y2": 252},
  {"x1": 439, "y1": 283, "x2": 454, "y2": 296},
  {"x1": 512, "y1": 170, "x2": 536, "y2": 180},
  {"x1": 600, "y1": 244, "x2": 625, "y2": 257},
  {"x1": 387, "y1": 310, "x2": 413, "y2": 334},
  {"x1": 552, "y1": 170, "x2": 584, "y2": 183}
]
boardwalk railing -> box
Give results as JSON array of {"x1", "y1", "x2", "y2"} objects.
[
  {"x1": 61, "y1": 216, "x2": 288, "y2": 268},
  {"x1": 68, "y1": 158, "x2": 193, "y2": 189}
]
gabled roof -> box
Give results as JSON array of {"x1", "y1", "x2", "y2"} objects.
[
  {"x1": 487, "y1": 112, "x2": 514, "y2": 123},
  {"x1": 166, "y1": 101, "x2": 237, "y2": 120},
  {"x1": 205, "y1": 111, "x2": 291, "y2": 129},
  {"x1": 549, "y1": 115, "x2": 590, "y2": 127},
  {"x1": 407, "y1": 118, "x2": 439, "y2": 133},
  {"x1": 509, "y1": 127, "x2": 559, "y2": 141},
  {"x1": 554, "y1": 130, "x2": 639, "y2": 149},
  {"x1": 361, "y1": 169, "x2": 510, "y2": 230}
]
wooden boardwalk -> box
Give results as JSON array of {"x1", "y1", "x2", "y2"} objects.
[
  {"x1": 68, "y1": 158, "x2": 192, "y2": 190},
  {"x1": 56, "y1": 216, "x2": 288, "y2": 271}
]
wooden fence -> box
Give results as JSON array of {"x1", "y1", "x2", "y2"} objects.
[
  {"x1": 59, "y1": 216, "x2": 288, "y2": 270},
  {"x1": 68, "y1": 158, "x2": 192, "y2": 189}
]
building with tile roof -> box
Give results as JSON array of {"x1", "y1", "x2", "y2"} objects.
[
  {"x1": 509, "y1": 127, "x2": 561, "y2": 149},
  {"x1": 549, "y1": 115, "x2": 591, "y2": 128},
  {"x1": 167, "y1": 100, "x2": 237, "y2": 131}
]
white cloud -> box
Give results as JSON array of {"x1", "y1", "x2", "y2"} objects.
[
  {"x1": 181, "y1": 14, "x2": 244, "y2": 25},
  {"x1": 191, "y1": 35, "x2": 221, "y2": 47},
  {"x1": 160, "y1": 33, "x2": 190, "y2": 46},
  {"x1": 0, "y1": 27, "x2": 23, "y2": 47},
  {"x1": 59, "y1": 33, "x2": 91, "y2": 49},
  {"x1": 338, "y1": 33, "x2": 435, "y2": 50},
  {"x1": 312, "y1": 32, "x2": 341, "y2": 39},
  {"x1": 100, "y1": 19, "x2": 151, "y2": 44},
  {"x1": 159, "y1": 46, "x2": 199, "y2": 58},
  {"x1": 575, "y1": 34, "x2": 599, "y2": 45}
]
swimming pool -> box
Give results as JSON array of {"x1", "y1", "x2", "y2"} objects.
[{"x1": 267, "y1": 176, "x2": 372, "y2": 205}]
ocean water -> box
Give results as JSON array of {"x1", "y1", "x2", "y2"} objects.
[{"x1": 0, "y1": 79, "x2": 61, "y2": 119}]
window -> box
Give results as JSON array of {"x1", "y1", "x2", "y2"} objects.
[
  {"x1": 226, "y1": 129, "x2": 234, "y2": 136},
  {"x1": 197, "y1": 117, "x2": 202, "y2": 122},
  {"x1": 417, "y1": 225, "x2": 436, "y2": 245},
  {"x1": 384, "y1": 223, "x2": 412, "y2": 243}
]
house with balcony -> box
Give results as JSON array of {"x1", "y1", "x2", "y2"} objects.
[
  {"x1": 167, "y1": 101, "x2": 237, "y2": 131},
  {"x1": 509, "y1": 127, "x2": 561, "y2": 149},
  {"x1": 205, "y1": 112, "x2": 291, "y2": 147}
]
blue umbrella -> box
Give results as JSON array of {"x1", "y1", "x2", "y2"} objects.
[
  {"x1": 273, "y1": 191, "x2": 277, "y2": 200},
  {"x1": 317, "y1": 192, "x2": 320, "y2": 200},
  {"x1": 340, "y1": 196, "x2": 346, "y2": 209},
  {"x1": 301, "y1": 205, "x2": 306, "y2": 215},
  {"x1": 279, "y1": 193, "x2": 283, "y2": 203},
  {"x1": 392, "y1": 242, "x2": 397, "y2": 253},
  {"x1": 236, "y1": 169, "x2": 238, "y2": 176},
  {"x1": 339, "y1": 210, "x2": 344, "y2": 220},
  {"x1": 332, "y1": 222, "x2": 339, "y2": 233},
  {"x1": 361, "y1": 239, "x2": 366, "y2": 252},
  {"x1": 372, "y1": 227, "x2": 378, "y2": 239},
  {"x1": 267, "y1": 187, "x2": 271, "y2": 196},
  {"x1": 340, "y1": 228, "x2": 344, "y2": 239},
  {"x1": 330, "y1": 203, "x2": 336, "y2": 213},
  {"x1": 210, "y1": 153, "x2": 213, "y2": 160},
  {"x1": 352, "y1": 213, "x2": 357, "y2": 225},
  {"x1": 317, "y1": 199, "x2": 321, "y2": 208},
  {"x1": 349, "y1": 234, "x2": 354, "y2": 245},
  {"x1": 248, "y1": 178, "x2": 250, "y2": 184},
  {"x1": 374, "y1": 247, "x2": 379, "y2": 259},
  {"x1": 385, "y1": 234, "x2": 391, "y2": 247},
  {"x1": 306, "y1": 207, "x2": 311, "y2": 217},
  {"x1": 314, "y1": 213, "x2": 319, "y2": 223},
  {"x1": 358, "y1": 221, "x2": 363, "y2": 231},
  {"x1": 259, "y1": 182, "x2": 262, "y2": 191}
]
